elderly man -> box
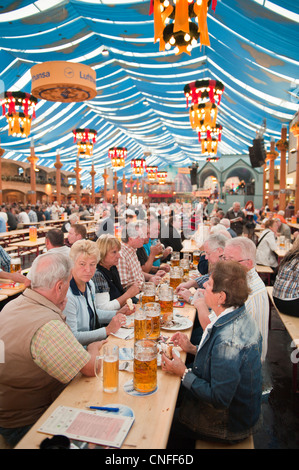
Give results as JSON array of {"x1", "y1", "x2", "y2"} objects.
[
  {"x1": 225, "y1": 201, "x2": 246, "y2": 236},
  {"x1": 223, "y1": 237, "x2": 269, "y2": 362},
  {"x1": 118, "y1": 221, "x2": 164, "y2": 290},
  {"x1": 274, "y1": 217, "x2": 292, "y2": 240},
  {"x1": 176, "y1": 233, "x2": 227, "y2": 297},
  {"x1": 0, "y1": 252, "x2": 106, "y2": 447},
  {"x1": 62, "y1": 213, "x2": 80, "y2": 233},
  {"x1": 95, "y1": 208, "x2": 114, "y2": 238}
]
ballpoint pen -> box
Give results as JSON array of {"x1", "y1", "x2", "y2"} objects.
[{"x1": 86, "y1": 406, "x2": 120, "y2": 412}]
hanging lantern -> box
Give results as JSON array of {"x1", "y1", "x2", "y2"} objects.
[
  {"x1": 146, "y1": 165, "x2": 158, "y2": 180},
  {"x1": 2, "y1": 91, "x2": 37, "y2": 137},
  {"x1": 131, "y1": 157, "x2": 146, "y2": 176},
  {"x1": 73, "y1": 128, "x2": 97, "y2": 157},
  {"x1": 190, "y1": 102, "x2": 218, "y2": 136},
  {"x1": 184, "y1": 79, "x2": 225, "y2": 107},
  {"x1": 157, "y1": 171, "x2": 167, "y2": 184},
  {"x1": 108, "y1": 147, "x2": 127, "y2": 168},
  {"x1": 206, "y1": 156, "x2": 219, "y2": 162},
  {"x1": 150, "y1": 0, "x2": 217, "y2": 55},
  {"x1": 201, "y1": 137, "x2": 218, "y2": 155}
]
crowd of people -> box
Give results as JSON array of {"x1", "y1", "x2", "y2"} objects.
[{"x1": 0, "y1": 197, "x2": 298, "y2": 448}]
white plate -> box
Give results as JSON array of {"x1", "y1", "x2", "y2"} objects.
[{"x1": 160, "y1": 315, "x2": 193, "y2": 331}]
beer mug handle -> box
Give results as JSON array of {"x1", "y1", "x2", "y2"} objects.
[
  {"x1": 94, "y1": 355, "x2": 103, "y2": 379},
  {"x1": 146, "y1": 316, "x2": 155, "y2": 339}
]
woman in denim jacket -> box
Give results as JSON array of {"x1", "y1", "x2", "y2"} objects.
[{"x1": 162, "y1": 261, "x2": 262, "y2": 444}]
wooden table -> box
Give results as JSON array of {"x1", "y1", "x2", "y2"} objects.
[
  {"x1": 0, "y1": 277, "x2": 26, "y2": 297},
  {"x1": 15, "y1": 304, "x2": 196, "y2": 449}
]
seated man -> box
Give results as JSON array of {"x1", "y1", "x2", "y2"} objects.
[
  {"x1": 67, "y1": 223, "x2": 87, "y2": 247},
  {"x1": 118, "y1": 221, "x2": 164, "y2": 291},
  {"x1": 176, "y1": 233, "x2": 227, "y2": 300},
  {"x1": 0, "y1": 252, "x2": 106, "y2": 447},
  {"x1": 95, "y1": 208, "x2": 114, "y2": 238},
  {"x1": 137, "y1": 216, "x2": 171, "y2": 274},
  {"x1": 45, "y1": 228, "x2": 70, "y2": 255}
]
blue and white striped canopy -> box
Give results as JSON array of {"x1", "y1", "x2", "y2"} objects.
[{"x1": 0, "y1": 0, "x2": 298, "y2": 188}]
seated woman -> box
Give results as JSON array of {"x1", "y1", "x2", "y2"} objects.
[
  {"x1": 273, "y1": 237, "x2": 299, "y2": 317},
  {"x1": 256, "y1": 219, "x2": 279, "y2": 269},
  {"x1": 93, "y1": 234, "x2": 140, "y2": 310},
  {"x1": 64, "y1": 239, "x2": 132, "y2": 346},
  {"x1": 162, "y1": 261, "x2": 262, "y2": 445}
]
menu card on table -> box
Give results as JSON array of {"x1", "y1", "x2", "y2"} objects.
[{"x1": 38, "y1": 406, "x2": 134, "y2": 448}]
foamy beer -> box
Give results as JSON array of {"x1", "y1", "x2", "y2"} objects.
[
  {"x1": 141, "y1": 282, "x2": 156, "y2": 305},
  {"x1": 152, "y1": 239, "x2": 164, "y2": 260},
  {"x1": 169, "y1": 266, "x2": 183, "y2": 291},
  {"x1": 134, "y1": 339, "x2": 157, "y2": 393},
  {"x1": 170, "y1": 251, "x2": 180, "y2": 266},
  {"x1": 158, "y1": 285, "x2": 174, "y2": 323},
  {"x1": 180, "y1": 258, "x2": 190, "y2": 276},
  {"x1": 102, "y1": 345, "x2": 119, "y2": 393},
  {"x1": 29, "y1": 226, "x2": 37, "y2": 242},
  {"x1": 134, "y1": 309, "x2": 147, "y2": 341},
  {"x1": 10, "y1": 257, "x2": 21, "y2": 273},
  {"x1": 144, "y1": 302, "x2": 161, "y2": 340},
  {"x1": 193, "y1": 250, "x2": 201, "y2": 266}
]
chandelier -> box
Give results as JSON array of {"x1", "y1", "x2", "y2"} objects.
[
  {"x1": 206, "y1": 156, "x2": 219, "y2": 162},
  {"x1": 146, "y1": 165, "x2": 158, "y2": 180},
  {"x1": 184, "y1": 79, "x2": 224, "y2": 107},
  {"x1": 150, "y1": 0, "x2": 217, "y2": 55},
  {"x1": 73, "y1": 128, "x2": 97, "y2": 157},
  {"x1": 157, "y1": 171, "x2": 168, "y2": 184},
  {"x1": 2, "y1": 91, "x2": 37, "y2": 137},
  {"x1": 131, "y1": 157, "x2": 146, "y2": 176},
  {"x1": 108, "y1": 147, "x2": 127, "y2": 168}
]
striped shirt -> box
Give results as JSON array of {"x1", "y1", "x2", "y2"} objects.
[
  {"x1": 118, "y1": 242, "x2": 145, "y2": 290},
  {"x1": 0, "y1": 246, "x2": 11, "y2": 272},
  {"x1": 31, "y1": 320, "x2": 90, "y2": 384},
  {"x1": 273, "y1": 257, "x2": 299, "y2": 300}
]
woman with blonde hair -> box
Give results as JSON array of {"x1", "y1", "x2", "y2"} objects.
[
  {"x1": 273, "y1": 236, "x2": 299, "y2": 317},
  {"x1": 64, "y1": 239, "x2": 131, "y2": 346},
  {"x1": 93, "y1": 234, "x2": 140, "y2": 310}
]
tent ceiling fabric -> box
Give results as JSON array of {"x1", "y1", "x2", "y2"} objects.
[{"x1": 0, "y1": 0, "x2": 298, "y2": 189}]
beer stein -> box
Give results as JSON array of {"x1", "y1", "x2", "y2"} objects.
[
  {"x1": 141, "y1": 282, "x2": 156, "y2": 305},
  {"x1": 279, "y1": 236, "x2": 285, "y2": 249},
  {"x1": 29, "y1": 226, "x2": 37, "y2": 242},
  {"x1": 134, "y1": 308, "x2": 147, "y2": 342},
  {"x1": 192, "y1": 250, "x2": 201, "y2": 267},
  {"x1": 133, "y1": 339, "x2": 157, "y2": 393},
  {"x1": 180, "y1": 258, "x2": 190, "y2": 276},
  {"x1": 10, "y1": 257, "x2": 21, "y2": 273},
  {"x1": 95, "y1": 344, "x2": 119, "y2": 393},
  {"x1": 170, "y1": 251, "x2": 180, "y2": 266},
  {"x1": 158, "y1": 285, "x2": 174, "y2": 323},
  {"x1": 152, "y1": 239, "x2": 164, "y2": 260},
  {"x1": 143, "y1": 302, "x2": 161, "y2": 340},
  {"x1": 169, "y1": 266, "x2": 184, "y2": 291}
]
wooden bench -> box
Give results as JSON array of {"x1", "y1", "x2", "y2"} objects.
[
  {"x1": 267, "y1": 286, "x2": 299, "y2": 393},
  {"x1": 195, "y1": 435, "x2": 254, "y2": 449},
  {"x1": 256, "y1": 265, "x2": 273, "y2": 286}
]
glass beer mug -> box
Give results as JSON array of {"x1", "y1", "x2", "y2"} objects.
[
  {"x1": 141, "y1": 282, "x2": 156, "y2": 305},
  {"x1": 169, "y1": 266, "x2": 184, "y2": 291},
  {"x1": 29, "y1": 226, "x2": 37, "y2": 242},
  {"x1": 192, "y1": 250, "x2": 201, "y2": 267},
  {"x1": 158, "y1": 285, "x2": 174, "y2": 323},
  {"x1": 144, "y1": 302, "x2": 161, "y2": 340},
  {"x1": 179, "y1": 258, "x2": 190, "y2": 276},
  {"x1": 10, "y1": 257, "x2": 21, "y2": 273},
  {"x1": 133, "y1": 339, "x2": 157, "y2": 393},
  {"x1": 170, "y1": 251, "x2": 180, "y2": 266},
  {"x1": 95, "y1": 344, "x2": 119, "y2": 393}
]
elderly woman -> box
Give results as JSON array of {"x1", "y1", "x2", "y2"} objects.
[
  {"x1": 93, "y1": 234, "x2": 140, "y2": 310},
  {"x1": 64, "y1": 239, "x2": 131, "y2": 346},
  {"x1": 163, "y1": 261, "x2": 262, "y2": 445}
]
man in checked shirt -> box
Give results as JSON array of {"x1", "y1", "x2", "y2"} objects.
[{"x1": 118, "y1": 221, "x2": 165, "y2": 291}]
